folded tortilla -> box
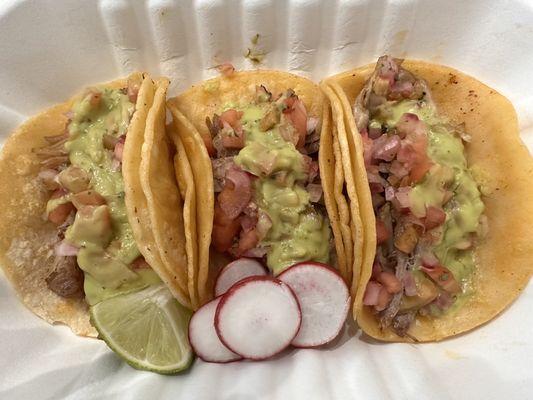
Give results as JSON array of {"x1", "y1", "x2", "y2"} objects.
[
  {"x1": 167, "y1": 70, "x2": 347, "y2": 305},
  {"x1": 324, "y1": 59, "x2": 533, "y2": 341},
  {"x1": 0, "y1": 74, "x2": 190, "y2": 336}
]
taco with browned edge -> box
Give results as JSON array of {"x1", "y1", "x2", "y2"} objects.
[
  {"x1": 323, "y1": 56, "x2": 533, "y2": 341},
  {"x1": 0, "y1": 74, "x2": 193, "y2": 373},
  {"x1": 167, "y1": 70, "x2": 352, "y2": 304}
]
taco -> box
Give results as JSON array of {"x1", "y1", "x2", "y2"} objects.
[
  {"x1": 323, "y1": 56, "x2": 533, "y2": 341},
  {"x1": 0, "y1": 74, "x2": 193, "y2": 372},
  {"x1": 167, "y1": 70, "x2": 348, "y2": 303}
]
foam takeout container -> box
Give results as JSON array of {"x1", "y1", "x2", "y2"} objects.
[{"x1": 1, "y1": 0, "x2": 532, "y2": 399}]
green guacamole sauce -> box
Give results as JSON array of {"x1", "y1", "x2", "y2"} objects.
[
  {"x1": 53, "y1": 88, "x2": 159, "y2": 305},
  {"x1": 233, "y1": 104, "x2": 331, "y2": 274},
  {"x1": 373, "y1": 100, "x2": 484, "y2": 296}
]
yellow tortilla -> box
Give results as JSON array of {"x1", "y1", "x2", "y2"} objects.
[
  {"x1": 168, "y1": 70, "x2": 345, "y2": 305},
  {"x1": 328, "y1": 60, "x2": 533, "y2": 341},
  {"x1": 321, "y1": 82, "x2": 365, "y2": 297},
  {"x1": 139, "y1": 78, "x2": 192, "y2": 308},
  {"x1": 0, "y1": 75, "x2": 145, "y2": 337},
  {"x1": 166, "y1": 104, "x2": 214, "y2": 306},
  {"x1": 319, "y1": 101, "x2": 347, "y2": 282},
  {"x1": 167, "y1": 125, "x2": 200, "y2": 310}
]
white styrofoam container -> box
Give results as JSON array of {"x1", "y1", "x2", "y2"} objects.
[{"x1": 1, "y1": 1, "x2": 532, "y2": 399}]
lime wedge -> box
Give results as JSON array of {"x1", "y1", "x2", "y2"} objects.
[{"x1": 90, "y1": 284, "x2": 194, "y2": 374}]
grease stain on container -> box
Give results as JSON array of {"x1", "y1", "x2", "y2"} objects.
[{"x1": 444, "y1": 349, "x2": 464, "y2": 360}]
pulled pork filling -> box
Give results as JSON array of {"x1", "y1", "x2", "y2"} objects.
[
  {"x1": 356, "y1": 56, "x2": 485, "y2": 336},
  {"x1": 37, "y1": 78, "x2": 156, "y2": 302},
  {"x1": 205, "y1": 86, "x2": 331, "y2": 275}
]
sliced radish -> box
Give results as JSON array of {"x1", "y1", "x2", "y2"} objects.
[
  {"x1": 188, "y1": 297, "x2": 242, "y2": 363},
  {"x1": 215, "y1": 276, "x2": 301, "y2": 360},
  {"x1": 214, "y1": 258, "x2": 267, "y2": 297},
  {"x1": 278, "y1": 262, "x2": 350, "y2": 348}
]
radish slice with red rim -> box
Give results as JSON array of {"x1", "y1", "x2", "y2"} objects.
[
  {"x1": 188, "y1": 297, "x2": 242, "y2": 363},
  {"x1": 214, "y1": 258, "x2": 267, "y2": 297},
  {"x1": 278, "y1": 262, "x2": 350, "y2": 348},
  {"x1": 215, "y1": 276, "x2": 301, "y2": 360}
]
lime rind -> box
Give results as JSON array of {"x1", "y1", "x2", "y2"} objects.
[{"x1": 90, "y1": 284, "x2": 194, "y2": 374}]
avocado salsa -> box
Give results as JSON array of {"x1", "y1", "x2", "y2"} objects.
[
  {"x1": 358, "y1": 56, "x2": 485, "y2": 336},
  {"x1": 208, "y1": 86, "x2": 331, "y2": 275},
  {"x1": 42, "y1": 83, "x2": 159, "y2": 305}
]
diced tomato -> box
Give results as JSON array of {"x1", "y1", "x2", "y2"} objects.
[
  {"x1": 220, "y1": 109, "x2": 243, "y2": 133},
  {"x1": 410, "y1": 158, "x2": 432, "y2": 183},
  {"x1": 212, "y1": 203, "x2": 241, "y2": 253},
  {"x1": 213, "y1": 202, "x2": 232, "y2": 226},
  {"x1": 236, "y1": 229, "x2": 259, "y2": 256},
  {"x1": 48, "y1": 202, "x2": 75, "y2": 225},
  {"x1": 212, "y1": 219, "x2": 241, "y2": 253},
  {"x1": 51, "y1": 188, "x2": 68, "y2": 199},
  {"x1": 424, "y1": 206, "x2": 446, "y2": 230}
]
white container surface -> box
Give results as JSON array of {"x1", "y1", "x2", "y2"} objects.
[{"x1": 1, "y1": 0, "x2": 533, "y2": 399}]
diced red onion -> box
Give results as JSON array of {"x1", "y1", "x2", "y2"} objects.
[
  {"x1": 373, "y1": 134, "x2": 401, "y2": 162},
  {"x1": 390, "y1": 160, "x2": 409, "y2": 179},
  {"x1": 434, "y1": 292, "x2": 454, "y2": 310},
  {"x1": 368, "y1": 126, "x2": 382, "y2": 139},
  {"x1": 114, "y1": 141, "x2": 124, "y2": 162},
  {"x1": 391, "y1": 80, "x2": 414, "y2": 97},
  {"x1": 111, "y1": 158, "x2": 121, "y2": 172},
  {"x1": 402, "y1": 272, "x2": 417, "y2": 296},
  {"x1": 395, "y1": 186, "x2": 411, "y2": 208},
  {"x1": 54, "y1": 240, "x2": 79, "y2": 256},
  {"x1": 240, "y1": 214, "x2": 257, "y2": 232},
  {"x1": 396, "y1": 113, "x2": 426, "y2": 139},
  {"x1": 385, "y1": 186, "x2": 395, "y2": 201},
  {"x1": 219, "y1": 166, "x2": 252, "y2": 219},
  {"x1": 363, "y1": 281, "x2": 382, "y2": 306}
]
